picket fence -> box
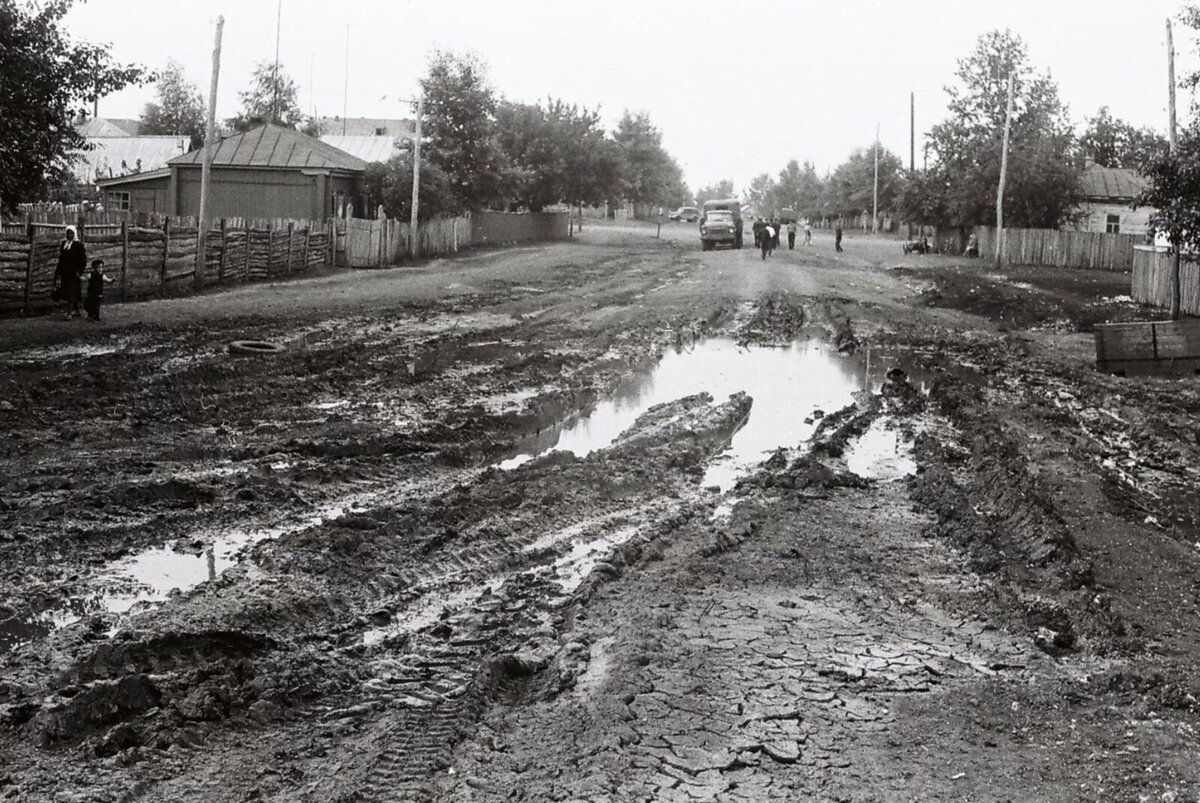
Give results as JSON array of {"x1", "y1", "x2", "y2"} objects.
[
  {"x1": 0, "y1": 215, "x2": 345, "y2": 314},
  {"x1": 346, "y1": 216, "x2": 470, "y2": 268},
  {"x1": 1131, "y1": 246, "x2": 1200, "y2": 316},
  {"x1": 974, "y1": 226, "x2": 1140, "y2": 272}
]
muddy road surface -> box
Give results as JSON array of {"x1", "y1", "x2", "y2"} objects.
[{"x1": 2, "y1": 222, "x2": 1199, "y2": 801}]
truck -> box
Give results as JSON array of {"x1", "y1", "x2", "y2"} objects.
[{"x1": 699, "y1": 199, "x2": 744, "y2": 250}]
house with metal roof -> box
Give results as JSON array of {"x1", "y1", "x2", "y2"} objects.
[
  {"x1": 315, "y1": 117, "x2": 414, "y2": 138},
  {"x1": 1071, "y1": 161, "x2": 1154, "y2": 236},
  {"x1": 70, "y1": 136, "x2": 190, "y2": 185},
  {"x1": 97, "y1": 124, "x2": 366, "y2": 220},
  {"x1": 318, "y1": 135, "x2": 402, "y2": 164}
]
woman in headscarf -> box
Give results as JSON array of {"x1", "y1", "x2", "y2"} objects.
[{"x1": 55, "y1": 225, "x2": 87, "y2": 319}]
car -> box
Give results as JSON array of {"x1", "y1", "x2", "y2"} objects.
[
  {"x1": 669, "y1": 206, "x2": 700, "y2": 222},
  {"x1": 699, "y1": 199, "x2": 744, "y2": 249}
]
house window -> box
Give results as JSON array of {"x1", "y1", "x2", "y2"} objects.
[
  {"x1": 106, "y1": 191, "x2": 130, "y2": 211},
  {"x1": 375, "y1": 127, "x2": 386, "y2": 135},
  {"x1": 1106, "y1": 214, "x2": 1121, "y2": 234}
]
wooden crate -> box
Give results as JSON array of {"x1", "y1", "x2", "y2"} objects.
[{"x1": 1095, "y1": 319, "x2": 1200, "y2": 376}]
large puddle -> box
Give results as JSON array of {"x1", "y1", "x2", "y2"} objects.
[{"x1": 499, "y1": 338, "x2": 907, "y2": 491}]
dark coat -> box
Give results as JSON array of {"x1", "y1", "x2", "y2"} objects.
[{"x1": 55, "y1": 240, "x2": 87, "y2": 300}]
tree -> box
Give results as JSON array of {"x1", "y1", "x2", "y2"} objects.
[
  {"x1": 613, "y1": 111, "x2": 687, "y2": 216},
  {"x1": 695, "y1": 180, "x2": 735, "y2": 206},
  {"x1": 420, "y1": 51, "x2": 509, "y2": 213},
  {"x1": 363, "y1": 150, "x2": 457, "y2": 222},
  {"x1": 743, "y1": 173, "x2": 776, "y2": 215},
  {"x1": 226, "y1": 60, "x2": 304, "y2": 132},
  {"x1": 1079, "y1": 106, "x2": 1169, "y2": 171},
  {"x1": 141, "y1": 59, "x2": 205, "y2": 149},
  {"x1": 495, "y1": 98, "x2": 619, "y2": 211},
  {"x1": 925, "y1": 30, "x2": 1081, "y2": 228},
  {"x1": 824, "y1": 147, "x2": 903, "y2": 219},
  {"x1": 768, "y1": 160, "x2": 825, "y2": 219},
  {"x1": 0, "y1": 0, "x2": 149, "y2": 211}
]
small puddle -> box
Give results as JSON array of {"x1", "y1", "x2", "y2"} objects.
[
  {"x1": 0, "y1": 499, "x2": 366, "y2": 654},
  {"x1": 499, "y1": 339, "x2": 874, "y2": 491},
  {"x1": 845, "y1": 419, "x2": 918, "y2": 481}
]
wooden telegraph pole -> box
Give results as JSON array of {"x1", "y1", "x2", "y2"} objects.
[
  {"x1": 872, "y1": 122, "x2": 880, "y2": 234},
  {"x1": 995, "y1": 73, "x2": 1015, "y2": 269},
  {"x1": 1168, "y1": 18, "x2": 1182, "y2": 320},
  {"x1": 410, "y1": 95, "x2": 424, "y2": 259},
  {"x1": 908, "y1": 92, "x2": 915, "y2": 239},
  {"x1": 195, "y1": 15, "x2": 224, "y2": 290}
]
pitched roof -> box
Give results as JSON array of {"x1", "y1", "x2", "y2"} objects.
[
  {"x1": 315, "y1": 117, "x2": 415, "y2": 137},
  {"x1": 76, "y1": 118, "x2": 145, "y2": 137},
  {"x1": 95, "y1": 168, "x2": 171, "y2": 187},
  {"x1": 72, "y1": 136, "x2": 190, "y2": 184},
  {"x1": 319, "y1": 135, "x2": 402, "y2": 163},
  {"x1": 1080, "y1": 163, "x2": 1148, "y2": 201},
  {"x1": 169, "y1": 124, "x2": 367, "y2": 172}
]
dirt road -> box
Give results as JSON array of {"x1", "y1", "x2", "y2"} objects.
[{"x1": 2, "y1": 222, "x2": 1199, "y2": 801}]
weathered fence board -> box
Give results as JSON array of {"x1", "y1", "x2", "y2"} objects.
[
  {"x1": 974, "y1": 226, "x2": 1139, "y2": 272},
  {"x1": 1132, "y1": 246, "x2": 1200, "y2": 317}
]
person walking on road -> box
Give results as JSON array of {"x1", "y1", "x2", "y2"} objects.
[
  {"x1": 761, "y1": 223, "x2": 776, "y2": 260},
  {"x1": 804, "y1": 221, "x2": 812, "y2": 246},
  {"x1": 54, "y1": 225, "x2": 86, "y2": 319},
  {"x1": 786, "y1": 220, "x2": 797, "y2": 250},
  {"x1": 834, "y1": 225, "x2": 844, "y2": 253},
  {"x1": 752, "y1": 218, "x2": 765, "y2": 250},
  {"x1": 83, "y1": 259, "x2": 113, "y2": 323}
]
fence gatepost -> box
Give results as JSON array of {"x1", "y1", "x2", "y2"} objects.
[
  {"x1": 22, "y1": 222, "x2": 34, "y2": 314},
  {"x1": 217, "y1": 218, "x2": 228, "y2": 283},
  {"x1": 161, "y1": 218, "x2": 170, "y2": 294},
  {"x1": 303, "y1": 223, "x2": 311, "y2": 271},
  {"x1": 286, "y1": 221, "x2": 295, "y2": 273},
  {"x1": 120, "y1": 219, "x2": 129, "y2": 301}
]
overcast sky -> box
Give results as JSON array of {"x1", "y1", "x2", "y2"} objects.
[{"x1": 67, "y1": 0, "x2": 1196, "y2": 195}]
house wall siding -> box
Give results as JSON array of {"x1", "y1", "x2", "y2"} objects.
[
  {"x1": 177, "y1": 168, "x2": 322, "y2": 220},
  {"x1": 1072, "y1": 201, "x2": 1153, "y2": 236}
]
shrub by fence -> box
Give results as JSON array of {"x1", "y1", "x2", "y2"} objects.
[
  {"x1": 0, "y1": 216, "x2": 344, "y2": 314},
  {"x1": 1131, "y1": 246, "x2": 1200, "y2": 316}
]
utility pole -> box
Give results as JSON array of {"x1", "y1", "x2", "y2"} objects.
[
  {"x1": 872, "y1": 122, "x2": 880, "y2": 234},
  {"x1": 1168, "y1": 18, "x2": 1181, "y2": 319},
  {"x1": 909, "y1": 92, "x2": 915, "y2": 239},
  {"x1": 342, "y1": 25, "x2": 350, "y2": 136},
  {"x1": 196, "y1": 15, "x2": 224, "y2": 290},
  {"x1": 410, "y1": 95, "x2": 423, "y2": 259},
  {"x1": 272, "y1": 0, "x2": 281, "y2": 124},
  {"x1": 995, "y1": 73, "x2": 1015, "y2": 268}
]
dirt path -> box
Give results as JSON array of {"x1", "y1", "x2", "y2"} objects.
[{"x1": 1, "y1": 222, "x2": 1199, "y2": 801}]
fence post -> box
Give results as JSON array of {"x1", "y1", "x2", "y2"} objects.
[
  {"x1": 161, "y1": 218, "x2": 170, "y2": 294},
  {"x1": 244, "y1": 219, "x2": 251, "y2": 281},
  {"x1": 22, "y1": 222, "x2": 34, "y2": 314},
  {"x1": 120, "y1": 219, "x2": 129, "y2": 301},
  {"x1": 286, "y1": 221, "x2": 295, "y2": 273},
  {"x1": 217, "y1": 218, "x2": 228, "y2": 283},
  {"x1": 76, "y1": 214, "x2": 86, "y2": 247},
  {"x1": 303, "y1": 223, "x2": 311, "y2": 271},
  {"x1": 266, "y1": 221, "x2": 275, "y2": 275}
]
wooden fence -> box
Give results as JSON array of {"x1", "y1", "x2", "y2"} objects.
[
  {"x1": 346, "y1": 216, "x2": 470, "y2": 268},
  {"x1": 344, "y1": 211, "x2": 568, "y2": 268},
  {"x1": 1131, "y1": 246, "x2": 1200, "y2": 316},
  {"x1": 974, "y1": 226, "x2": 1140, "y2": 272},
  {"x1": 0, "y1": 215, "x2": 347, "y2": 314}
]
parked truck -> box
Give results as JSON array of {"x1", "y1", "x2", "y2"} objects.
[{"x1": 699, "y1": 199, "x2": 744, "y2": 250}]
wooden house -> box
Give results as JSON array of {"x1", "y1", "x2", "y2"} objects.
[
  {"x1": 1070, "y1": 162, "x2": 1153, "y2": 236},
  {"x1": 97, "y1": 124, "x2": 366, "y2": 221}
]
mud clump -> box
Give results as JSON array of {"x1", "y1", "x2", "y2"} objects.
[{"x1": 30, "y1": 674, "x2": 161, "y2": 746}]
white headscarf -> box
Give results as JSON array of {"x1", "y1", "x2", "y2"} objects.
[{"x1": 63, "y1": 225, "x2": 77, "y2": 249}]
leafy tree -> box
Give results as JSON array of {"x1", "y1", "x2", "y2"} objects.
[
  {"x1": 768, "y1": 160, "x2": 825, "y2": 219},
  {"x1": 1079, "y1": 107, "x2": 1168, "y2": 171},
  {"x1": 363, "y1": 150, "x2": 457, "y2": 222},
  {"x1": 0, "y1": 0, "x2": 149, "y2": 211},
  {"x1": 495, "y1": 98, "x2": 619, "y2": 211},
  {"x1": 226, "y1": 59, "x2": 304, "y2": 132},
  {"x1": 824, "y1": 146, "x2": 903, "y2": 219},
  {"x1": 141, "y1": 59, "x2": 205, "y2": 149},
  {"x1": 421, "y1": 50, "x2": 509, "y2": 213},
  {"x1": 897, "y1": 167, "x2": 952, "y2": 228},
  {"x1": 925, "y1": 30, "x2": 1080, "y2": 228},
  {"x1": 743, "y1": 173, "x2": 776, "y2": 215},
  {"x1": 695, "y1": 180, "x2": 735, "y2": 206},
  {"x1": 613, "y1": 111, "x2": 686, "y2": 216}
]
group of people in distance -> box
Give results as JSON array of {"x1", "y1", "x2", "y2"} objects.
[
  {"x1": 752, "y1": 218, "x2": 834, "y2": 260},
  {"x1": 52, "y1": 226, "x2": 113, "y2": 322}
]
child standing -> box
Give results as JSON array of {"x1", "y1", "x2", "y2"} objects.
[{"x1": 84, "y1": 259, "x2": 113, "y2": 323}]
